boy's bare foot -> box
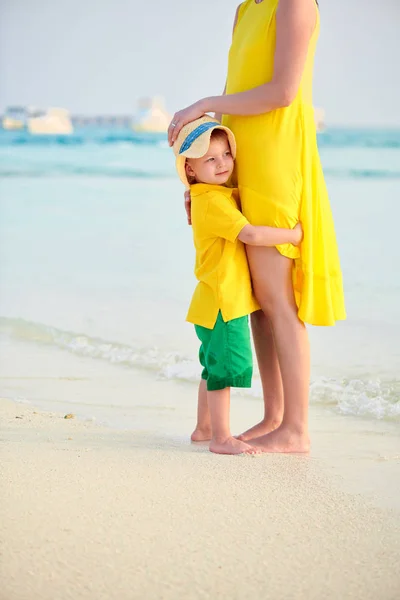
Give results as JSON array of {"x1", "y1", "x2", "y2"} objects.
[
  {"x1": 191, "y1": 427, "x2": 212, "y2": 442},
  {"x1": 248, "y1": 425, "x2": 310, "y2": 454},
  {"x1": 236, "y1": 418, "x2": 282, "y2": 442},
  {"x1": 209, "y1": 436, "x2": 260, "y2": 455}
]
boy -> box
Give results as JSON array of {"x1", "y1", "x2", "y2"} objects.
[{"x1": 173, "y1": 116, "x2": 302, "y2": 455}]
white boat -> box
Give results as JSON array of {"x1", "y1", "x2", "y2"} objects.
[
  {"x1": 28, "y1": 107, "x2": 73, "y2": 135},
  {"x1": 132, "y1": 97, "x2": 171, "y2": 134}
]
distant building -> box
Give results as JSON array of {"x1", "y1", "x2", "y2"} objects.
[
  {"x1": 70, "y1": 115, "x2": 132, "y2": 127},
  {"x1": 3, "y1": 99, "x2": 322, "y2": 134}
]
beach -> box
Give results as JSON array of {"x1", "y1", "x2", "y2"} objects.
[
  {"x1": 1, "y1": 338, "x2": 400, "y2": 600},
  {"x1": 2, "y1": 0, "x2": 400, "y2": 595},
  {"x1": 1, "y1": 127, "x2": 400, "y2": 598}
]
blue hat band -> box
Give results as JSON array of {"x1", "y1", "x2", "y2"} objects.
[{"x1": 179, "y1": 121, "x2": 219, "y2": 155}]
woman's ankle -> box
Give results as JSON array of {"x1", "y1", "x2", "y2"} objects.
[
  {"x1": 262, "y1": 415, "x2": 283, "y2": 429},
  {"x1": 193, "y1": 422, "x2": 211, "y2": 433},
  {"x1": 279, "y1": 420, "x2": 309, "y2": 435}
]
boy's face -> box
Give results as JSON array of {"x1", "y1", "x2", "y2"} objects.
[{"x1": 185, "y1": 136, "x2": 234, "y2": 186}]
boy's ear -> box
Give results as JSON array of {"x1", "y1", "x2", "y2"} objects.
[
  {"x1": 185, "y1": 161, "x2": 196, "y2": 185},
  {"x1": 185, "y1": 162, "x2": 195, "y2": 177}
]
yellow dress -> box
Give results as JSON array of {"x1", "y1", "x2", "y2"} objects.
[{"x1": 222, "y1": 0, "x2": 346, "y2": 326}]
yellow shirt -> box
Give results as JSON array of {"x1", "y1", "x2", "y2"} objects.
[{"x1": 186, "y1": 183, "x2": 260, "y2": 329}]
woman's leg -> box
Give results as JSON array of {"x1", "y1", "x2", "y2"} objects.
[
  {"x1": 237, "y1": 310, "x2": 284, "y2": 440},
  {"x1": 246, "y1": 246, "x2": 310, "y2": 453}
]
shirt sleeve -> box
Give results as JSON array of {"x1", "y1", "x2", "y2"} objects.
[{"x1": 205, "y1": 193, "x2": 249, "y2": 242}]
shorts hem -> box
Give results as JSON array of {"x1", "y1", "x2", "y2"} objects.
[{"x1": 206, "y1": 373, "x2": 253, "y2": 392}]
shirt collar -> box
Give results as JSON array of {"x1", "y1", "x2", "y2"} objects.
[{"x1": 190, "y1": 183, "x2": 236, "y2": 198}]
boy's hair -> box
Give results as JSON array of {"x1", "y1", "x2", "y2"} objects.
[
  {"x1": 185, "y1": 129, "x2": 231, "y2": 185},
  {"x1": 209, "y1": 128, "x2": 229, "y2": 146}
]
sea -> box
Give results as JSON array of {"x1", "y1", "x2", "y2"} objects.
[{"x1": 1, "y1": 126, "x2": 400, "y2": 424}]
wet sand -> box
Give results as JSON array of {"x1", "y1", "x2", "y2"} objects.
[{"x1": 1, "y1": 388, "x2": 400, "y2": 599}]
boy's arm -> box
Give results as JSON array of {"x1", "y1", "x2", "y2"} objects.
[{"x1": 238, "y1": 223, "x2": 303, "y2": 247}]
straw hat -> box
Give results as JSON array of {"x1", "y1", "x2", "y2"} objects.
[{"x1": 172, "y1": 115, "x2": 237, "y2": 189}]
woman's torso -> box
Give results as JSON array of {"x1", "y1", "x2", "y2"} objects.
[
  {"x1": 222, "y1": 0, "x2": 320, "y2": 227},
  {"x1": 225, "y1": 0, "x2": 318, "y2": 102}
]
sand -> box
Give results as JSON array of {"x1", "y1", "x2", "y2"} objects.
[
  {"x1": 1, "y1": 392, "x2": 400, "y2": 600},
  {"x1": 1, "y1": 338, "x2": 400, "y2": 599}
]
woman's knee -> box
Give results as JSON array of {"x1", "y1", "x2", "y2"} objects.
[
  {"x1": 252, "y1": 277, "x2": 287, "y2": 315},
  {"x1": 254, "y1": 280, "x2": 298, "y2": 320},
  {"x1": 257, "y1": 293, "x2": 284, "y2": 317}
]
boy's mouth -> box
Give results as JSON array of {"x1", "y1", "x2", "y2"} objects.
[{"x1": 216, "y1": 171, "x2": 229, "y2": 177}]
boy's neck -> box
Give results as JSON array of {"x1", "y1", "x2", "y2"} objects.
[{"x1": 192, "y1": 181, "x2": 229, "y2": 188}]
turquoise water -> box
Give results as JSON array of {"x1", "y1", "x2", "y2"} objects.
[{"x1": 1, "y1": 127, "x2": 400, "y2": 421}]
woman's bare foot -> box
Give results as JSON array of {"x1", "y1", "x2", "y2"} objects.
[
  {"x1": 249, "y1": 425, "x2": 310, "y2": 454},
  {"x1": 191, "y1": 427, "x2": 212, "y2": 442},
  {"x1": 209, "y1": 436, "x2": 260, "y2": 455},
  {"x1": 236, "y1": 418, "x2": 282, "y2": 442}
]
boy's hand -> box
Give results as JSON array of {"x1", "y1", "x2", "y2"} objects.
[
  {"x1": 292, "y1": 222, "x2": 303, "y2": 246},
  {"x1": 184, "y1": 190, "x2": 192, "y2": 225}
]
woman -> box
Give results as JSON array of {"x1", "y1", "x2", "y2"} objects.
[{"x1": 168, "y1": 0, "x2": 346, "y2": 453}]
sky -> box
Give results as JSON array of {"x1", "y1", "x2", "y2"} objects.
[{"x1": 1, "y1": 0, "x2": 399, "y2": 127}]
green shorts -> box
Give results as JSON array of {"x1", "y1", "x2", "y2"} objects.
[{"x1": 195, "y1": 311, "x2": 253, "y2": 391}]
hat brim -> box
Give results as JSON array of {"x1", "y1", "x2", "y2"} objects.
[{"x1": 175, "y1": 125, "x2": 237, "y2": 189}]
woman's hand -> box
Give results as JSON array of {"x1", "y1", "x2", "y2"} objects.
[
  {"x1": 168, "y1": 101, "x2": 207, "y2": 146},
  {"x1": 184, "y1": 190, "x2": 192, "y2": 225}
]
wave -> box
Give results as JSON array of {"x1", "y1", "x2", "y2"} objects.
[
  {"x1": 318, "y1": 129, "x2": 400, "y2": 149},
  {"x1": 1, "y1": 166, "x2": 399, "y2": 179},
  {"x1": 0, "y1": 129, "x2": 167, "y2": 147},
  {"x1": 1, "y1": 316, "x2": 399, "y2": 422},
  {"x1": 1, "y1": 127, "x2": 400, "y2": 149},
  {"x1": 0, "y1": 130, "x2": 167, "y2": 148},
  {"x1": 324, "y1": 168, "x2": 400, "y2": 179},
  {"x1": 2, "y1": 167, "x2": 399, "y2": 180},
  {"x1": 0, "y1": 166, "x2": 175, "y2": 179}
]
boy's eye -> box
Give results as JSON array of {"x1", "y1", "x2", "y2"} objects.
[
  {"x1": 206, "y1": 157, "x2": 214, "y2": 162},
  {"x1": 225, "y1": 151, "x2": 231, "y2": 156}
]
